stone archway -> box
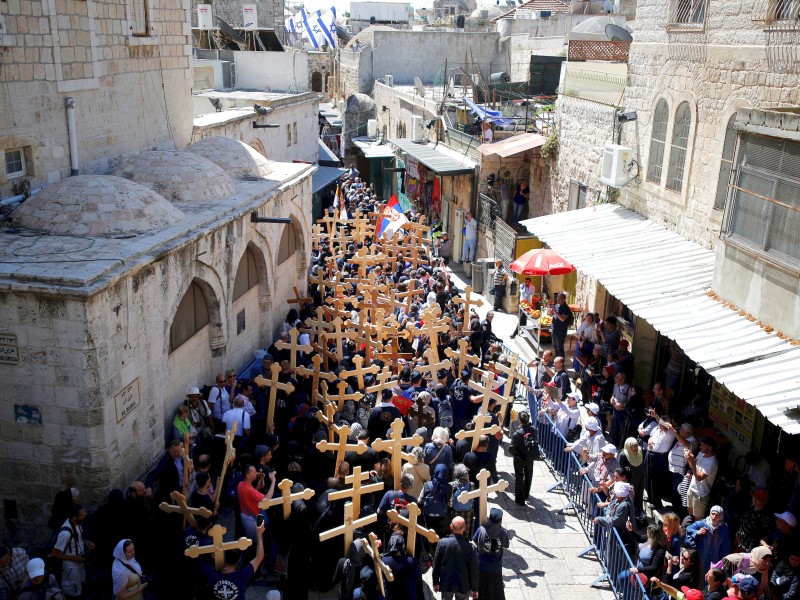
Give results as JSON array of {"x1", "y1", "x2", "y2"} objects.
[
  {"x1": 311, "y1": 71, "x2": 323, "y2": 92},
  {"x1": 248, "y1": 138, "x2": 268, "y2": 158}
]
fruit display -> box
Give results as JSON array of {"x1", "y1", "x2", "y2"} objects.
[{"x1": 519, "y1": 299, "x2": 551, "y2": 335}]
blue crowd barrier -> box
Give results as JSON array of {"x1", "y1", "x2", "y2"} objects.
[{"x1": 501, "y1": 348, "x2": 647, "y2": 600}]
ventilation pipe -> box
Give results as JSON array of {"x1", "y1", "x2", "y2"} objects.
[{"x1": 65, "y1": 97, "x2": 79, "y2": 175}]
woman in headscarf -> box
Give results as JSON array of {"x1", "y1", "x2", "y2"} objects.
[
  {"x1": 419, "y1": 464, "x2": 452, "y2": 539},
  {"x1": 112, "y1": 539, "x2": 148, "y2": 600},
  {"x1": 473, "y1": 508, "x2": 510, "y2": 600},
  {"x1": 402, "y1": 447, "x2": 431, "y2": 499},
  {"x1": 381, "y1": 534, "x2": 421, "y2": 600},
  {"x1": 619, "y1": 437, "x2": 645, "y2": 522}
]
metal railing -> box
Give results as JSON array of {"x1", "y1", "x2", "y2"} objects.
[{"x1": 506, "y1": 355, "x2": 647, "y2": 600}]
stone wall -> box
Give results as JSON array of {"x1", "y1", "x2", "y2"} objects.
[
  {"x1": 619, "y1": 0, "x2": 800, "y2": 251},
  {"x1": 0, "y1": 175, "x2": 312, "y2": 535},
  {"x1": 189, "y1": 0, "x2": 284, "y2": 30},
  {"x1": 337, "y1": 47, "x2": 374, "y2": 98},
  {"x1": 308, "y1": 51, "x2": 333, "y2": 93},
  {"x1": 0, "y1": 0, "x2": 194, "y2": 197}
]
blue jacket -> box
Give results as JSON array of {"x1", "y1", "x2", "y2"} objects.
[
  {"x1": 432, "y1": 533, "x2": 479, "y2": 594},
  {"x1": 685, "y1": 519, "x2": 730, "y2": 570}
]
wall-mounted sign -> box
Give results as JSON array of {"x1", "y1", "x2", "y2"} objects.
[
  {"x1": 0, "y1": 333, "x2": 19, "y2": 365},
  {"x1": 242, "y1": 4, "x2": 258, "y2": 30},
  {"x1": 197, "y1": 5, "x2": 213, "y2": 30},
  {"x1": 15, "y1": 404, "x2": 42, "y2": 425},
  {"x1": 709, "y1": 380, "x2": 755, "y2": 447},
  {"x1": 114, "y1": 378, "x2": 141, "y2": 423}
]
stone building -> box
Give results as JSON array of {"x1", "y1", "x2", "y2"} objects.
[
  {"x1": 189, "y1": 0, "x2": 285, "y2": 31},
  {"x1": 0, "y1": 0, "x2": 313, "y2": 535},
  {"x1": 308, "y1": 50, "x2": 333, "y2": 93}
]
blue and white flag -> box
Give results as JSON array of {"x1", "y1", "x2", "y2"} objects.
[
  {"x1": 314, "y1": 8, "x2": 337, "y2": 48},
  {"x1": 285, "y1": 6, "x2": 337, "y2": 49}
]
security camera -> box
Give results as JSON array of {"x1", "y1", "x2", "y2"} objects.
[{"x1": 617, "y1": 111, "x2": 638, "y2": 123}]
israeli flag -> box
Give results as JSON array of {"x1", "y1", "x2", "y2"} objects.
[
  {"x1": 315, "y1": 7, "x2": 337, "y2": 48},
  {"x1": 285, "y1": 8, "x2": 306, "y2": 34}
]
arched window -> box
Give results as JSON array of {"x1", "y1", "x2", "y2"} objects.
[
  {"x1": 170, "y1": 281, "x2": 209, "y2": 352},
  {"x1": 277, "y1": 223, "x2": 298, "y2": 264},
  {"x1": 233, "y1": 248, "x2": 259, "y2": 302},
  {"x1": 714, "y1": 114, "x2": 737, "y2": 210},
  {"x1": 311, "y1": 71, "x2": 323, "y2": 92},
  {"x1": 646, "y1": 99, "x2": 669, "y2": 184},
  {"x1": 666, "y1": 102, "x2": 692, "y2": 191}
]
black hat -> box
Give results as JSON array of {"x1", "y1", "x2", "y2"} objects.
[
  {"x1": 381, "y1": 389, "x2": 394, "y2": 401},
  {"x1": 437, "y1": 369, "x2": 449, "y2": 379}
]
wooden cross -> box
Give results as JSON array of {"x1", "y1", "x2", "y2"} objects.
[
  {"x1": 288, "y1": 286, "x2": 312, "y2": 306},
  {"x1": 444, "y1": 338, "x2": 482, "y2": 373},
  {"x1": 311, "y1": 223, "x2": 327, "y2": 250},
  {"x1": 455, "y1": 412, "x2": 502, "y2": 451},
  {"x1": 456, "y1": 468, "x2": 509, "y2": 526},
  {"x1": 376, "y1": 334, "x2": 414, "y2": 372},
  {"x1": 349, "y1": 217, "x2": 375, "y2": 246},
  {"x1": 350, "y1": 247, "x2": 386, "y2": 279},
  {"x1": 364, "y1": 531, "x2": 394, "y2": 597},
  {"x1": 301, "y1": 306, "x2": 332, "y2": 343},
  {"x1": 415, "y1": 347, "x2": 453, "y2": 383},
  {"x1": 318, "y1": 214, "x2": 338, "y2": 237},
  {"x1": 365, "y1": 367, "x2": 398, "y2": 397},
  {"x1": 274, "y1": 327, "x2": 313, "y2": 371},
  {"x1": 370, "y1": 418, "x2": 424, "y2": 490},
  {"x1": 319, "y1": 501, "x2": 378, "y2": 556},
  {"x1": 321, "y1": 317, "x2": 353, "y2": 363},
  {"x1": 394, "y1": 279, "x2": 422, "y2": 315},
  {"x1": 159, "y1": 490, "x2": 212, "y2": 529},
  {"x1": 345, "y1": 313, "x2": 381, "y2": 368},
  {"x1": 452, "y1": 285, "x2": 484, "y2": 331},
  {"x1": 253, "y1": 363, "x2": 295, "y2": 435},
  {"x1": 469, "y1": 370, "x2": 507, "y2": 415},
  {"x1": 407, "y1": 306, "x2": 450, "y2": 361},
  {"x1": 327, "y1": 380, "x2": 363, "y2": 412},
  {"x1": 327, "y1": 466, "x2": 385, "y2": 518},
  {"x1": 339, "y1": 354, "x2": 381, "y2": 390},
  {"x1": 316, "y1": 400, "x2": 337, "y2": 442},
  {"x1": 213, "y1": 422, "x2": 237, "y2": 514},
  {"x1": 404, "y1": 244, "x2": 430, "y2": 271},
  {"x1": 491, "y1": 357, "x2": 530, "y2": 421},
  {"x1": 316, "y1": 424, "x2": 368, "y2": 475},
  {"x1": 181, "y1": 432, "x2": 191, "y2": 496},
  {"x1": 296, "y1": 354, "x2": 336, "y2": 406},
  {"x1": 386, "y1": 502, "x2": 440, "y2": 557},
  {"x1": 258, "y1": 478, "x2": 315, "y2": 520},
  {"x1": 308, "y1": 268, "x2": 330, "y2": 298},
  {"x1": 184, "y1": 524, "x2": 251, "y2": 571}
]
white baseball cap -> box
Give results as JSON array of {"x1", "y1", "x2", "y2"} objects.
[
  {"x1": 586, "y1": 403, "x2": 600, "y2": 415},
  {"x1": 27, "y1": 558, "x2": 45, "y2": 579},
  {"x1": 776, "y1": 511, "x2": 797, "y2": 528},
  {"x1": 585, "y1": 417, "x2": 600, "y2": 431}
]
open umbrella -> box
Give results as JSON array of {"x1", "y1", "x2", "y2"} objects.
[{"x1": 510, "y1": 248, "x2": 574, "y2": 276}]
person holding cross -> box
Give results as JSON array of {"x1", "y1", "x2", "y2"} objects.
[{"x1": 199, "y1": 518, "x2": 266, "y2": 600}]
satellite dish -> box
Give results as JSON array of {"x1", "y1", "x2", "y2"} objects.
[
  {"x1": 336, "y1": 24, "x2": 352, "y2": 43},
  {"x1": 215, "y1": 16, "x2": 247, "y2": 49},
  {"x1": 605, "y1": 23, "x2": 633, "y2": 42},
  {"x1": 414, "y1": 76, "x2": 426, "y2": 98}
]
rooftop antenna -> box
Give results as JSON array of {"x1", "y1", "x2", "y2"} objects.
[{"x1": 414, "y1": 76, "x2": 426, "y2": 99}]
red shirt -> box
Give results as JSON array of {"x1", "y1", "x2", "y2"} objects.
[{"x1": 237, "y1": 480, "x2": 264, "y2": 516}]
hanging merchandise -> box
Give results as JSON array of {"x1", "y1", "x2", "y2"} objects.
[{"x1": 432, "y1": 177, "x2": 441, "y2": 218}]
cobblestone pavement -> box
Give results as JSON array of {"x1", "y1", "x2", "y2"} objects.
[{"x1": 249, "y1": 264, "x2": 616, "y2": 599}]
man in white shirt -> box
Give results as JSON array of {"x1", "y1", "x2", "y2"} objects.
[
  {"x1": 461, "y1": 212, "x2": 478, "y2": 263},
  {"x1": 687, "y1": 437, "x2": 719, "y2": 519},
  {"x1": 520, "y1": 278, "x2": 536, "y2": 303},
  {"x1": 208, "y1": 373, "x2": 231, "y2": 428},
  {"x1": 566, "y1": 416, "x2": 606, "y2": 463},
  {"x1": 222, "y1": 396, "x2": 251, "y2": 450},
  {"x1": 645, "y1": 416, "x2": 676, "y2": 509}
]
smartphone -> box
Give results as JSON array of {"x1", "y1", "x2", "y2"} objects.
[{"x1": 256, "y1": 514, "x2": 264, "y2": 528}]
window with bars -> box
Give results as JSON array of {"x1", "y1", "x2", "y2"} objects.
[
  {"x1": 761, "y1": 0, "x2": 800, "y2": 23},
  {"x1": 665, "y1": 102, "x2": 691, "y2": 192},
  {"x1": 668, "y1": 0, "x2": 708, "y2": 27},
  {"x1": 647, "y1": 99, "x2": 669, "y2": 184},
  {"x1": 724, "y1": 134, "x2": 800, "y2": 267},
  {"x1": 5, "y1": 148, "x2": 25, "y2": 179},
  {"x1": 714, "y1": 115, "x2": 738, "y2": 210}
]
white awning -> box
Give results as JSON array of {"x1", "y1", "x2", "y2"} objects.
[{"x1": 520, "y1": 204, "x2": 800, "y2": 434}]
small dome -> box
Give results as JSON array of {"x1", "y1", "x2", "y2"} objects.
[
  {"x1": 186, "y1": 137, "x2": 274, "y2": 180},
  {"x1": 11, "y1": 175, "x2": 185, "y2": 236},
  {"x1": 112, "y1": 151, "x2": 236, "y2": 204}
]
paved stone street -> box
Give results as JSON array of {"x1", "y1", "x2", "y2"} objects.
[{"x1": 250, "y1": 265, "x2": 615, "y2": 599}]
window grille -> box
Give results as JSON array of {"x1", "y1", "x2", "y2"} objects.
[
  {"x1": 665, "y1": 102, "x2": 691, "y2": 192},
  {"x1": 714, "y1": 115, "x2": 738, "y2": 210},
  {"x1": 646, "y1": 99, "x2": 669, "y2": 184},
  {"x1": 667, "y1": 0, "x2": 708, "y2": 28},
  {"x1": 5, "y1": 149, "x2": 25, "y2": 178},
  {"x1": 753, "y1": 0, "x2": 800, "y2": 26},
  {"x1": 724, "y1": 134, "x2": 800, "y2": 268}
]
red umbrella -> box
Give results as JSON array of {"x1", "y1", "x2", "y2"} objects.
[{"x1": 510, "y1": 248, "x2": 574, "y2": 276}]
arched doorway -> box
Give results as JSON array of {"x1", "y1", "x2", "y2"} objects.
[{"x1": 311, "y1": 71, "x2": 323, "y2": 92}]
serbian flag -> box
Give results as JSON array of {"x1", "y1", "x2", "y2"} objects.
[{"x1": 378, "y1": 195, "x2": 409, "y2": 239}]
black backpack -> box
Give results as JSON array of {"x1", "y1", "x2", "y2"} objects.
[
  {"x1": 566, "y1": 423, "x2": 582, "y2": 443},
  {"x1": 438, "y1": 397, "x2": 454, "y2": 429},
  {"x1": 523, "y1": 430, "x2": 540, "y2": 461},
  {"x1": 422, "y1": 484, "x2": 449, "y2": 519},
  {"x1": 565, "y1": 308, "x2": 575, "y2": 328}
]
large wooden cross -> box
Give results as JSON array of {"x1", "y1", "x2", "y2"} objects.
[
  {"x1": 311, "y1": 223, "x2": 327, "y2": 250},
  {"x1": 339, "y1": 354, "x2": 381, "y2": 390},
  {"x1": 308, "y1": 268, "x2": 330, "y2": 298},
  {"x1": 452, "y1": 285, "x2": 484, "y2": 331},
  {"x1": 319, "y1": 501, "x2": 378, "y2": 555},
  {"x1": 370, "y1": 418, "x2": 424, "y2": 490},
  {"x1": 258, "y1": 478, "x2": 315, "y2": 520},
  {"x1": 386, "y1": 502, "x2": 440, "y2": 556},
  {"x1": 455, "y1": 412, "x2": 502, "y2": 451},
  {"x1": 316, "y1": 400, "x2": 337, "y2": 442},
  {"x1": 327, "y1": 466, "x2": 385, "y2": 518},
  {"x1": 490, "y1": 357, "x2": 530, "y2": 421},
  {"x1": 364, "y1": 531, "x2": 394, "y2": 597},
  {"x1": 469, "y1": 369, "x2": 507, "y2": 415},
  {"x1": 254, "y1": 363, "x2": 295, "y2": 435},
  {"x1": 365, "y1": 367, "x2": 398, "y2": 397},
  {"x1": 407, "y1": 307, "x2": 450, "y2": 362},
  {"x1": 213, "y1": 422, "x2": 237, "y2": 514},
  {"x1": 456, "y1": 468, "x2": 509, "y2": 525},
  {"x1": 349, "y1": 217, "x2": 375, "y2": 246},
  {"x1": 316, "y1": 424, "x2": 368, "y2": 475},
  {"x1": 404, "y1": 243, "x2": 430, "y2": 271},
  {"x1": 181, "y1": 432, "x2": 191, "y2": 496},
  {"x1": 274, "y1": 327, "x2": 313, "y2": 371},
  {"x1": 445, "y1": 338, "x2": 481, "y2": 373},
  {"x1": 394, "y1": 279, "x2": 422, "y2": 315},
  {"x1": 287, "y1": 286, "x2": 312, "y2": 307},
  {"x1": 416, "y1": 347, "x2": 453, "y2": 384},
  {"x1": 317, "y1": 214, "x2": 339, "y2": 237},
  {"x1": 350, "y1": 247, "x2": 386, "y2": 279},
  {"x1": 184, "y1": 524, "x2": 252, "y2": 570},
  {"x1": 327, "y1": 380, "x2": 363, "y2": 413},
  {"x1": 345, "y1": 312, "x2": 380, "y2": 367},
  {"x1": 376, "y1": 334, "x2": 414, "y2": 372},
  {"x1": 302, "y1": 306, "x2": 331, "y2": 344},
  {"x1": 322, "y1": 317, "x2": 353, "y2": 363},
  {"x1": 296, "y1": 354, "x2": 336, "y2": 406},
  {"x1": 159, "y1": 490, "x2": 212, "y2": 529}
]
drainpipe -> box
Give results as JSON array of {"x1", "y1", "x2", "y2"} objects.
[{"x1": 65, "y1": 97, "x2": 79, "y2": 175}]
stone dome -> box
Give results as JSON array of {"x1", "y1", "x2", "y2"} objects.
[
  {"x1": 112, "y1": 151, "x2": 236, "y2": 204},
  {"x1": 186, "y1": 137, "x2": 274, "y2": 180},
  {"x1": 11, "y1": 175, "x2": 185, "y2": 237},
  {"x1": 345, "y1": 93, "x2": 375, "y2": 114}
]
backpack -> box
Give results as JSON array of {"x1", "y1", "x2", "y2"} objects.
[
  {"x1": 391, "y1": 494, "x2": 410, "y2": 512},
  {"x1": 480, "y1": 534, "x2": 503, "y2": 556},
  {"x1": 566, "y1": 423, "x2": 582, "y2": 443},
  {"x1": 422, "y1": 484, "x2": 449, "y2": 518},
  {"x1": 44, "y1": 525, "x2": 74, "y2": 584},
  {"x1": 565, "y1": 309, "x2": 575, "y2": 328},
  {"x1": 438, "y1": 397, "x2": 454, "y2": 429},
  {"x1": 522, "y1": 429, "x2": 540, "y2": 461},
  {"x1": 450, "y1": 480, "x2": 473, "y2": 512}
]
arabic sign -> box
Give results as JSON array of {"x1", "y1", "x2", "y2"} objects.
[
  {"x1": 0, "y1": 333, "x2": 19, "y2": 365},
  {"x1": 114, "y1": 379, "x2": 141, "y2": 423}
]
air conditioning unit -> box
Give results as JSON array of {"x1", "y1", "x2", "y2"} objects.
[
  {"x1": 367, "y1": 119, "x2": 378, "y2": 138},
  {"x1": 600, "y1": 144, "x2": 633, "y2": 187},
  {"x1": 385, "y1": 74, "x2": 393, "y2": 87},
  {"x1": 410, "y1": 115, "x2": 425, "y2": 142}
]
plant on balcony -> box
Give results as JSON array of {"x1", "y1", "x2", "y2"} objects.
[{"x1": 540, "y1": 128, "x2": 559, "y2": 161}]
